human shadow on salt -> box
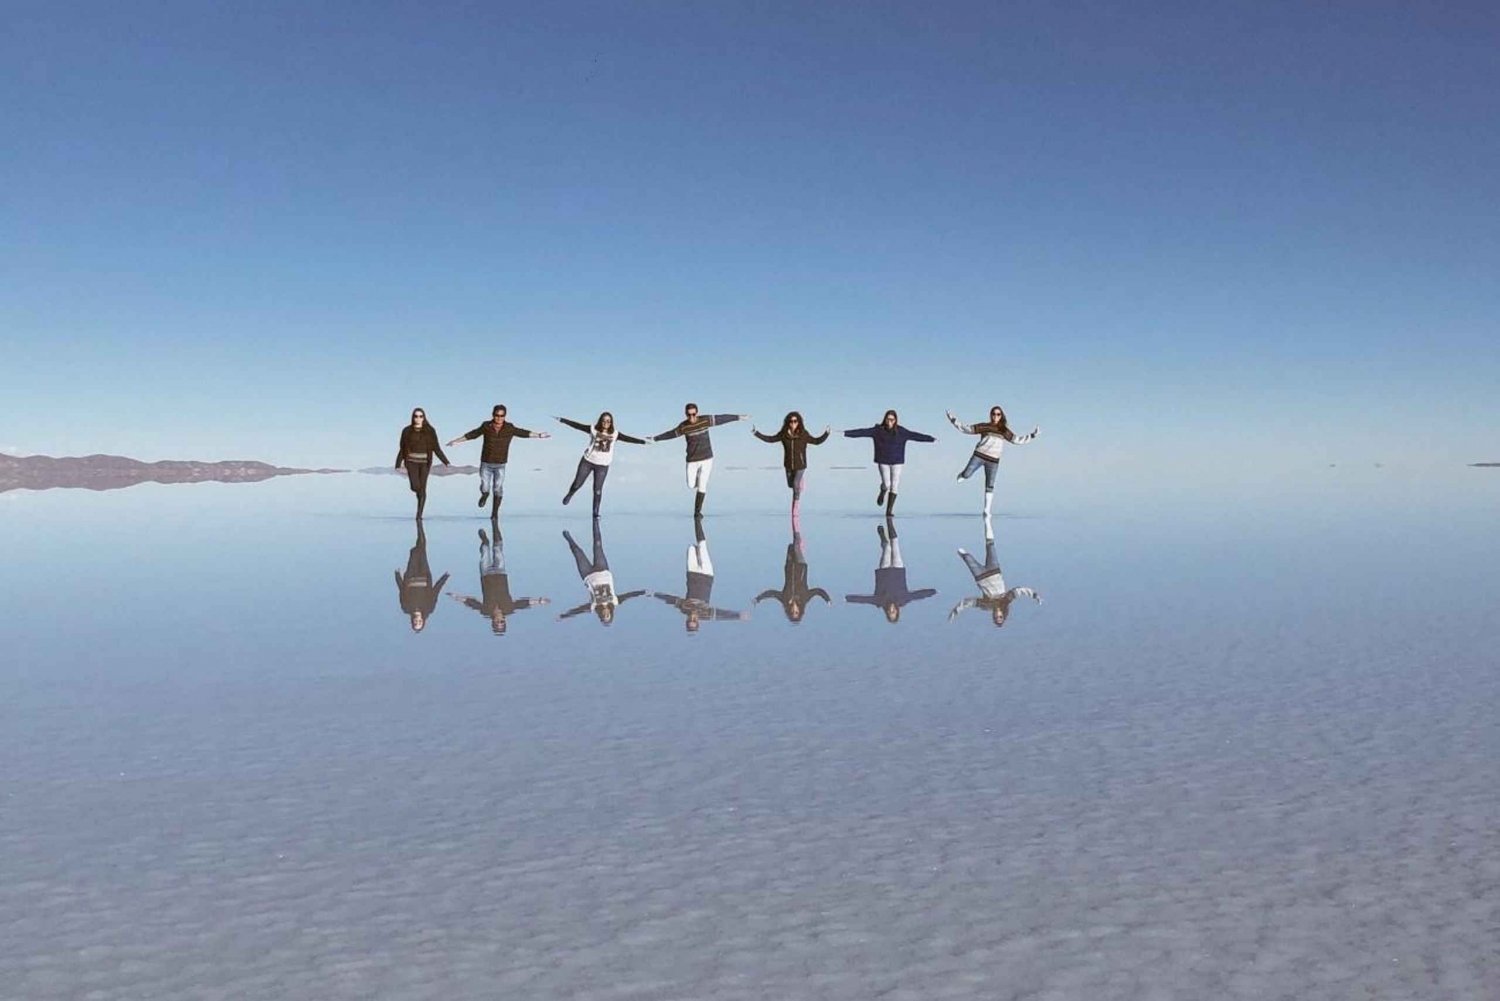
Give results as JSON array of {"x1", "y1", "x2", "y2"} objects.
[
  {"x1": 948, "y1": 516, "x2": 1042, "y2": 628},
  {"x1": 753, "y1": 514, "x2": 831, "y2": 625},
  {"x1": 395, "y1": 522, "x2": 448, "y2": 633},
  {"x1": 844, "y1": 518, "x2": 937, "y2": 624},
  {"x1": 446, "y1": 520, "x2": 550, "y2": 635},
  {"x1": 558, "y1": 521, "x2": 646, "y2": 626},
  {"x1": 653, "y1": 519, "x2": 748, "y2": 632}
]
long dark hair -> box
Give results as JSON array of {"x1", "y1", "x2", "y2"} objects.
[
  {"x1": 594, "y1": 411, "x2": 615, "y2": 433},
  {"x1": 988, "y1": 405, "x2": 1015, "y2": 442},
  {"x1": 409, "y1": 407, "x2": 428, "y2": 428},
  {"x1": 882, "y1": 409, "x2": 899, "y2": 429},
  {"x1": 780, "y1": 411, "x2": 806, "y2": 438}
]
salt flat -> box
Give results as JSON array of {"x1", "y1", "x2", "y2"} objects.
[{"x1": 1, "y1": 474, "x2": 1496, "y2": 999}]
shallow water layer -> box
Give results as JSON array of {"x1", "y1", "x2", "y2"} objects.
[{"x1": 2, "y1": 476, "x2": 1497, "y2": 1000}]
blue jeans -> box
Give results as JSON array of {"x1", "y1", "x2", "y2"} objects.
[
  {"x1": 480, "y1": 462, "x2": 507, "y2": 496},
  {"x1": 959, "y1": 453, "x2": 997, "y2": 490}
]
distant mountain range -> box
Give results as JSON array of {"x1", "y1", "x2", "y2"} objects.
[
  {"x1": 1471, "y1": 462, "x2": 1499, "y2": 468},
  {"x1": 0, "y1": 453, "x2": 344, "y2": 493}
]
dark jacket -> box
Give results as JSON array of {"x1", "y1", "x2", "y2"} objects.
[
  {"x1": 461, "y1": 575, "x2": 543, "y2": 617},
  {"x1": 753, "y1": 427, "x2": 829, "y2": 471},
  {"x1": 653, "y1": 414, "x2": 740, "y2": 463},
  {"x1": 395, "y1": 541, "x2": 449, "y2": 616},
  {"x1": 842, "y1": 424, "x2": 936, "y2": 465},
  {"x1": 464, "y1": 421, "x2": 536, "y2": 465},
  {"x1": 846, "y1": 568, "x2": 937, "y2": 610},
  {"x1": 396, "y1": 425, "x2": 450, "y2": 468},
  {"x1": 755, "y1": 543, "x2": 832, "y2": 618}
]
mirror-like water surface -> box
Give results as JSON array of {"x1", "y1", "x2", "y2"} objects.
[{"x1": 2, "y1": 476, "x2": 1497, "y2": 999}]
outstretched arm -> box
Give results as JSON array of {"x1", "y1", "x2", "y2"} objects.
[
  {"x1": 651, "y1": 424, "x2": 684, "y2": 442},
  {"x1": 752, "y1": 428, "x2": 780, "y2": 442},
  {"x1": 946, "y1": 411, "x2": 975, "y2": 434},
  {"x1": 711, "y1": 414, "x2": 746, "y2": 427},
  {"x1": 1009, "y1": 427, "x2": 1040, "y2": 444},
  {"x1": 617, "y1": 431, "x2": 650, "y2": 445},
  {"x1": 556, "y1": 417, "x2": 591, "y2": 434},
  {"x1": 903, "y1": 428, "x2": 937, "y2": 443},
  {"x1": 808, "y1": 428, "x2": 830, "y2": 444},
  {"x1": 446, "y1": 425, "x2": 482, "y2": 447},
  {"x1": 843, "y1": 426, "x2": 876, "y2": 438}
]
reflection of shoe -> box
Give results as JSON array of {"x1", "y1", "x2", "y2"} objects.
[
  {"x1": 478, "y1": 529, "x2": 489, "y2": 547},
  {"x1": 877, "y1": 487, "x2": 886, "y2": 507},
  {"x1": 877, "y1": 523, "x2": 888, "y2": 543},
  {"x1": 478, "y1": 492, "x2": 489, "y2": 508}
]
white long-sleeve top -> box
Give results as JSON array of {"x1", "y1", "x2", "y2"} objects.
[
  {"x1": 558, "y1": 418, "x2": 647, "y2": 466},
  {"x1": 947, "y1": 414, "x2": 1038, "y2": 460}
]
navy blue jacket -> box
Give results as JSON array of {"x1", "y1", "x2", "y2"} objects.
[{"x1": 842, "y1": 424, "x2": 936, "y2": 465}]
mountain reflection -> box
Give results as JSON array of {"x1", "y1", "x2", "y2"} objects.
[
  {"x1": 652, "y1": 520, "x2": 748, "y2": 631},
  {"x1": 395, "y1": 523, "x2": 448, "y2": 633},
  {"x1": 558, "y1": 522, "x2": 646, "y2": 626},
  {"x1": 754, "y1": 516, "x2": 830, "y2": 624},
  {"x1": 844, "y1": 519, "x2": 937, "y2": 624},
  {"x1": 446, "y1": 521, "x2": 549, "y2": 634},
  {"x1": 949, "y1": 516, "x2": 1042, "y2": 627}
]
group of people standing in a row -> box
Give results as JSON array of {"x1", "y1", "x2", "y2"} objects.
[
  {"x1": 396, "y1": 402, "x2": 1039, "y2": 518},
  {"x1": 396, "y1": 515, "x2": 1039, "y2": 634}
]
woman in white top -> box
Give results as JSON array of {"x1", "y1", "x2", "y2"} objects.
[
  {"x1": 945, "y1": 405, "x2": 1039, "y2": 514},
  {"x1": 555, "y1": 412, "x2": 650, "y2": 517}
]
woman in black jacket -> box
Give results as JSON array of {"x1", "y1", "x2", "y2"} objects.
[
  {"x1": 395, "y1": 407, "x2": 451, "y2": 519},
  {"x1": 753, "y1": 412, "x2": 830, "y2": 514}
]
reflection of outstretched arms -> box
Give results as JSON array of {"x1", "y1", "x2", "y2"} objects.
[
  {"x1": 845, "y1": 593, "x2": 881, "y2": 606},
  {"x1": 433, "y1": 573, "x2": 450, "y2": 595},
  {"x1": 617, "y1": 590, "x2": 648, "y2": 604},
  {"x1": 513, "y1": 597, "x2": 551, "y2": 610},
  {"x1": 651, "y1": 592, "x2": 683, "y2": 606},
  {"x1": 754, "y1": 589, "x2": 783, "y2": 605},
  {"x1": 808, "y1": 588, "x2": 832, "y2": 604},
  {"x1": 700, "y1": 607, "x2": 748, "y2": 621},
  {"x1": 907, "y1": 587, "x2": 938, "y2": 602},
  {"x1": 448, "y1": 593, "x2": 485, "y2": 613},
  {"x1": 558, "y1": 602, "x2": 594, "y2": 620},
  {"x1": 394, "y1": 570, "x2": 404, "y2": 591},
  {"x1": 948, "y1": 598, "x2": 979, "y2": 621}
]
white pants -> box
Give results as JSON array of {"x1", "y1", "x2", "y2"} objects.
[
  {"x1": 686, "y1": 458, "x2": 714, "y2": 492},
  {"x1": 877, "y1": 463, "x2": 902, "y2": 492},
  {"x1": 687, "y1": 540, "x2": 713, "y2": 576}
]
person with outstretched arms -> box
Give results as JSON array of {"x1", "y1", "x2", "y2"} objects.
[
  {"x1": 752, "y1": 411, "x2": 830, "y2": 516},
  {"x1": 557, "y1": 522, "x2": 646, "y2": 626},
  {"x1": 395, "y1": 406, "x2": 450, "y2": 520},
  {"x1": 554, "y1": 411, "x2": 650, "y2": 518},
  {"x1": 395, "y1": 522, "x2": 449, "y2": 632},
  {"x1": 950, "y1": 517, "x2": 1041, "y2": 627},
  {"x1": 445, "y1": 404, "x2": 551, "y2": 517},
  {"x1": 842, "y1": 409, "x2": 937, "y2": 516},
  {"x1": 845, "y1": 520, "x2": 937, "y2": 624},
  {"x1": 945, "y1": 404, "x2": 1038, "y2": 515},
  {"x1": 446, "y1": 524, "x2": 549, "y2": 635},
  {"x1": 651, "y1": 403, "x2": 748, "y2": 517},
  {"x1": 653, "y1": 520, "x2": 747, "y2": 632}
]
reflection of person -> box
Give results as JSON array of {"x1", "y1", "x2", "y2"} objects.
[
  {"x1": 754, "y1": 524, "x2": 830, "y2": 624},
  {"x1": 558, "y1": 522, "x2": 645, "y2": 625},
  {"x1": 395, "y1": 407, "x2": 451, "y2": 520},
  {"x1": 395, "y1": 522, "x2": 449, "y2": 632},
  {"x1": 752, "y1": 412, "x2": 830, "y2": 515},
  {"x1": 845, "y1": 521, "x2": 937, "y2": 623},
  {"x1": 446, "y1": 525, "x2": 549, "y2": 634},
  {"x1": 653, "y1": 521, "x2": 747, "y2": 632},
  {"x1": 555, "y1": 412, "x2": 650, "y2": 517},
  {"x1": 842, "y1": 409, "x2": 936, "y2": 516},
  {"x1": 651, "y1": 403, "x2": 748, "y2": 517},
  {"x1": 445, "y1": 404, "x2": 551, "y2": 517},
  {"x1": 945, "y1": 405, "x2": 1039, "y2": 515},
  {"x1": 950, "y1": 518, "x2": 1041, "y2": 627}
]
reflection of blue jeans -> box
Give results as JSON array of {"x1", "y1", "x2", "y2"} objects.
[
  {"x1": 959, "y1": 453, "x2": 997, "y2": 490},
  {"x1": 480, "y1": 462, "x2": 507, "y2": 496}
]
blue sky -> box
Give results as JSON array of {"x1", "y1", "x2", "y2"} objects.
[{"x1": 3, "y1": 1, "x2": 1496, "y2": 483}]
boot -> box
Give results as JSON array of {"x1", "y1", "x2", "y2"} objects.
[
  {"x1": 877, "y1": 485, "x2": 886, "y2": 507},
  {"x1": 478, "y1": 491, "x2": 489, "y2": 508},
  {"x1": 416, "y1": 494, "x2": 426, "y2": 520},
  {"x1": 694, "y1": 491, "x2": 705, "y2": 517},
  {"x1": 885, "y1": 491, "x2": 896, "y2": 516},
  {"x1": 491, "y1": 494, "x2": 502, "y2": 518}
]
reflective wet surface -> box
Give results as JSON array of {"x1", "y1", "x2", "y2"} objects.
[{"x1": 2, "y1": 475, "x2": 1497, "y2": 999}]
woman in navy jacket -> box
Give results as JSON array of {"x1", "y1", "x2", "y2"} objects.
[{"x1": 842, "y1": 410, "x2": 935, "y2": 515}]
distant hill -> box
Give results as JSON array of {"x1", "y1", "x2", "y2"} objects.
[
  {"x1": 0, "y1": 453, "x2": 344, "y2": 493},
  {"x1": 1471, "y1": 462, "x2": 1500, "y2": 468}
]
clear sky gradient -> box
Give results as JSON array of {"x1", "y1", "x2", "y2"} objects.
[{"x1": 4, "y1": 2, "x2": 1497, "y2": 485}]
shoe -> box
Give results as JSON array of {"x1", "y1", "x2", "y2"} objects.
[
  {"x1": 478, "y1": 491, "x2": 489, "y2": 508},
  {"x1": 877, "y1": 487, "x2": 886, "y2": 507},
  {"x1": 562, "y1": 492, "x2": 572, "y2": 506}
]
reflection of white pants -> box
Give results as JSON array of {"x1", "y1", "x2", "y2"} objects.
[
  {"x1": 877, "y1": 463, "x2": 902, "y2": 492},
  {"x1": 879, "y1": 537, "x2": 904, "y2": 570},
  {"x1": 687, "y1": 541, "x2": 713, "y2": 576},
  {"x1": 686, "y1": 458, "x2": 713, "y2": 492}
]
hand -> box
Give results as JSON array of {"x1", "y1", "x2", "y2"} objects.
[
  {"x1": 537, "y1": 597, "x2": 552, "y2": 605},
  {"x1": 537, "y1": 432, "x2": 552, "y2": 439},
  {"x1": 1032, "y1": 426, "x2": 1040, "y2": 437},
  {"x1": 822, "y1": 425, "x2": 831, "y2": 435},
  {"x1": 740, "y1": 414, "x2": 750, "y2": 419}
]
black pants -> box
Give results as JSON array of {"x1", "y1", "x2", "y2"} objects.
[
  {"x1": 405, "y1": 460, "x2": 431, "y2": 496},
  {"x1": 566, "y1": 458, "x2": 609, "y2": 510}
]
